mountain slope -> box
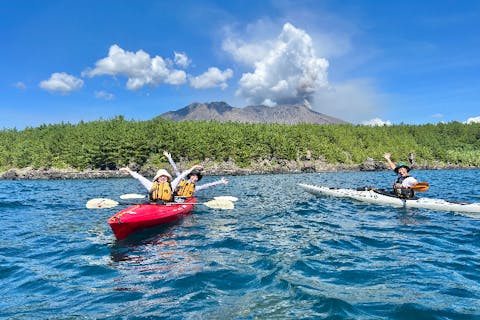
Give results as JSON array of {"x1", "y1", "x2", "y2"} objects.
[{"x1": 160, "y1": 102, "x2": 347, "y2": 124}]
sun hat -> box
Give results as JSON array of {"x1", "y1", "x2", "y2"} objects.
[
  {"x1": 153, "y1": 169, "x2": 172, "y2": 181},
  {"x1": 394, "y1": 162, "x2": 411, "y2": 173},
  {"x1": 187, "y1": 170, "x2": 203, "y2": 181}
]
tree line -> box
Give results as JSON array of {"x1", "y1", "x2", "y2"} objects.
[{"x1": 0, "y1": 116, "x2": 479, "y2": 171}]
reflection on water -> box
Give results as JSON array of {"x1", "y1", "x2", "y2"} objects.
[{"x1": 1, "y1": 169, "x2": 480, "y2": 319}]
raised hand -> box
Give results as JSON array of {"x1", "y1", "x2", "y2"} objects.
[{"x1": 192, "y1": 164, "x2": 203, "y2": 170}]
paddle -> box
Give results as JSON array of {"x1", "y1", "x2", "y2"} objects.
[
  {"x1": 356, "y1": 181, "x2": 429, "y2": 192},
  {"x1": 174, "y1": 195, "x2": 239, "y2": 202},
  {"x1": 86, "y1": 198, "x2": 119, "y2": 209},
  {"x1": 120, "y1": 193, "x2": 239, "y2": 202},
  {"x1": 86, "y1": 197, "x2": 234, "y2": 210},
  {"x1": 119, "y1": 193, "x2": 145, "y2": 199},
  {"x1": 214, "y1": 196, "x2": 238, "y2": 202},
  {"x1": 411, "y1": 182, "x2": 429, "y2": 192}
]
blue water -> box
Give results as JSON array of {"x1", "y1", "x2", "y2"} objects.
[{"x1": 1, "y1": 169, "x2": 480, "y2": 319}]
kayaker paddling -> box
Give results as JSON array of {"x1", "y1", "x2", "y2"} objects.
[
  {"x1": 298, "y1": 183, "x2": 480, "y2": 214},
  {"x1": 384, "y1": 153, "x2": 418, "y2": 199}
]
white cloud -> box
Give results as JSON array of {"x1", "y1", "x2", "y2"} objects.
[
  {"x1": 226, "y1": 23, "x2": 329, "y2": 105},
  {"x1": 222, "y1": 19, "x2": 279, "y2": 66},
  {"x1": 221, "y1": 17, "x2": 388, "y2": 122},
  {"x1": 94, "y1": 90, "x2": 115, "y2": 100},
  {"x1": 189, "y1": 67, "x2": 233, "y2": 89},
  {"x1": 262, "y1": 99, "x2": 277, "y2": 107},
  {"x1": 174, "y1": 52, "x2": 191, "y2": 68},
  {"x1": 362, "y1": 118, "x2": 392, "y2": 126},
  {"x1": 222, "y1": 37, "x2": 271, "y2": 66},
  {"x1": 465, "y1": 116, "x2": 480, "y2": 124},
  {"x1": 166, "y1": 70, "x2": 188, "y2": 85},
  {"x1": 82, "y1": 44, "x2": 187, "y2": 90},
  {"x1": 431, "y1": 113, "x2": 444, "y2": 118},
  {"x1": 39, "y1": 72, "x2": 84, "y2": 94},
  {"x1": 14, "y1": 81, "x2": 27, "y2": 90}
]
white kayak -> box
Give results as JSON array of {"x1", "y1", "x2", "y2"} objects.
[{"x1": 298, "y1": 183, "x2": 480, "y2": 214}]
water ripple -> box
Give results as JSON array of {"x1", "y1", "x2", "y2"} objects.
[{"x1": 1, "y1": 170, "x2": 480, "y2": 319}]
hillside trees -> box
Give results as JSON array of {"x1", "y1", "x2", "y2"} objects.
[{"x1": 0, "y1": 118, "x2": 479, "y2": 171}]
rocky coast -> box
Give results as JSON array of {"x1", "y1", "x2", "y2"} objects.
[{"x1": 0, "y1": 158, "x2": 474, "y2": 180}]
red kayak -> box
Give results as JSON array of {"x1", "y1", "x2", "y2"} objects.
[{"x1": 108, "y1": 198, "x2": 197, "y2": 240}]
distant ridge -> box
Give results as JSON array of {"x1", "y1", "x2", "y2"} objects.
[{"x1": 160, "y1": 101, "x2": 348, "y2": 125}]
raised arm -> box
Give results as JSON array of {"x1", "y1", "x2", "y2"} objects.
[
  {"x1": 163, "y1": 151, "x2": 180, "y2": 177},
  {"x1": 383, "y1": 153, "x2": 397, "y2": 171},
  {"x1": 195, "y1": 177, "x2": 228, "y2": 192},
  {"x1": 120, "y1": 167, "x2": 153, "y2": 191},
  {"x1": 171, "y1": 164, "x2": 203, "y2": 190}
]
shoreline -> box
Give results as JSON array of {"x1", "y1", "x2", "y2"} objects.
[{"x1": 0, "y1": 159, "x2": 478, "y2": 180}]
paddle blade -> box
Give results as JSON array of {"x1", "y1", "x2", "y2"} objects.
[
  {"x1": 214, "y1": 196, "x2": 238, "y2": 202},
  {"x1": 203, "y1": 199, "x2": 235, "y2": 210},
  {"x1": 120, "y1": 193, "x2": 146, "y2": 199},
  {"x1": 86, "y1": 198, "x2": 119, "y2": 209},
  {"x1": 412, "y1": 182, "x2": 429, "y2": 192}
]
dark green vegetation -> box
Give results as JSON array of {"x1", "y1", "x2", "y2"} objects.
[{"x1": 0, "y1": 116, "x2": 479, "y2": 171}]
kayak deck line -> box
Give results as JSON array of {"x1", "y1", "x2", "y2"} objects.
[{"x1": 298, "y1": 183, "x2": 480, "y2": 214}]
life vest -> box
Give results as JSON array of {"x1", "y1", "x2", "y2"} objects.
[
  {"x1": 393, "y1": 176, "x2": 415, "y2": 199},
  {"x1": 175, "y1": 180, "x2": 196, "y2": 197},
  {"x1": 149, "y1": 181, "x2": 173, "y2": 202}
]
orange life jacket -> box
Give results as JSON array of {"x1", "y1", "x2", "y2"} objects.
[
  {"x1": 175, "y1": 180, "x2": 195, "y2": 197},
  {"x1": 149, "y1": 181, "x2": 173, "y2": 201}
]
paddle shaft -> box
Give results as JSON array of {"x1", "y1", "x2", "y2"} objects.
[
  {"x1": 356, "y1": 182, "x2": 429, "y2": 193},
  {"x1": 86, "y1": 197, "x2": 234, "y2": 210}
]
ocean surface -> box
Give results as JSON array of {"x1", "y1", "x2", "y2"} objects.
[{"x1": 1, "y1": 169, "x2": 479, "y2": 319}]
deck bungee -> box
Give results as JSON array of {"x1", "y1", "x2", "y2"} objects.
[
  {"x1": 298, "y1": 183, "x2": 480, "y2": 214},
  {"x1": 108, "y1": 198, "x2": 197, "y2": 240}
]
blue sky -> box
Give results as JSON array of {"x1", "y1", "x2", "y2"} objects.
[{"x1": 2, "y1": 0, "x2": 480, "y2": 129}]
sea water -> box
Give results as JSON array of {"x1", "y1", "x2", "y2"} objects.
[{"x1": 1, "y1": 169, "x2": 479, "y2": 319}]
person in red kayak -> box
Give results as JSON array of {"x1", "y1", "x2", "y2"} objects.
[
  {"x1": 384, "y1": 152, "x2": 418, "y2": 198},
  {"x1": 163, "y1": 151, "x2": 228, "y2": 198},
  {"x1": 120, "y1": 163, "x2": 203, "y2": 202}
]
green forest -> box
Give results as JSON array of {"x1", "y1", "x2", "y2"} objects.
[{"x1": 0, "y1": 116, "x2": 479, "y2": 172}]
